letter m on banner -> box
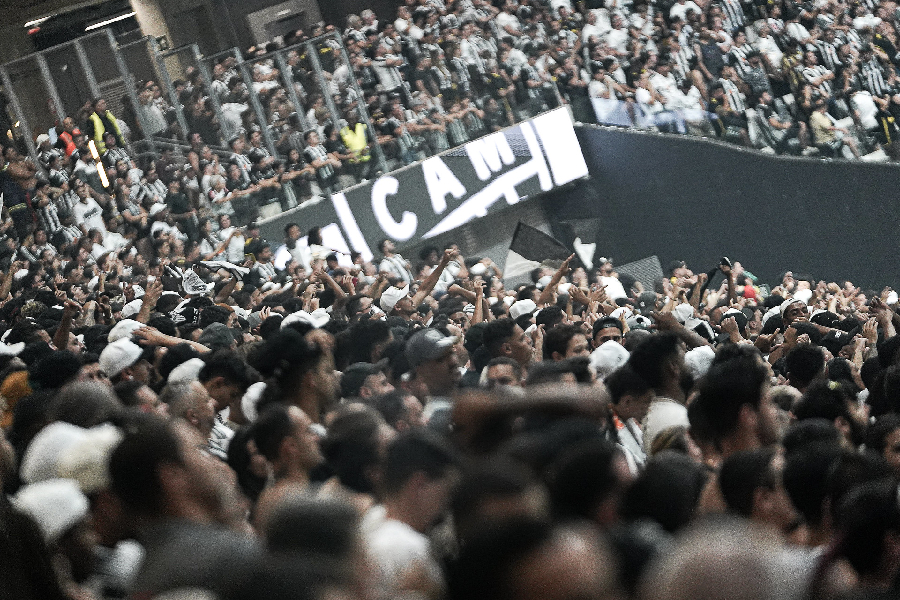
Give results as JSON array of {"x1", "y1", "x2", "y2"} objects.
[{"x1": 465, "y1": 132, "x2": 516, "y2": 181}]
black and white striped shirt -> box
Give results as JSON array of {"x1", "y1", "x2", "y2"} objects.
[
  {"x1": 37, "y1": 198, "x2": 62, "y2": 234},
  {"x1": 729, "y1": 43, "x2": 755, "y2": 77},
  {"x1": 672, "y1": 46, "x2": 694, "y2": 83},
  {"x1": 451, "y1": 56, "x2": 472, "y2": 89},
  {"x1": 102, "y1": 146, "x2": 130, "y2": 168},
  {"x1": 38, "y1": 148, "x2": 60, "y2": 171},
  {"x1": 841, "y1": 29, "x2": 862, "y2": 49},
  {"x1": 861, "y1": 59, "x2": 887, "y2": 97},
  {"x1": 720, "y1": 0, "x2": 746, "y2": 31},
  {"x1": 230, "y1": 153, "x2": 253, "y2": 185},
  {"x1": 48, "y1": 167, "x2": 70, "y2": 188},
  {"x1": 143, "y1": 179, "x2": 168, "y2": 203},
  {"x1": 815, "y1": 40, "x2": 841, "y2": 73},
  {"x1": 57, "y1": 190, "x2": 79, "y2": 214},
  {"x1": 720, "y1": 78, "x2": 746, "y2": 112},
  {"x1": 303, "y1": 144, "x2": 334, "y2": 181},
  {"x1": 253, "y1": 261, "x2": 277, "y2": 282},
  {"x1": 803, "y1": 64, "x2": 833, "y2": 96}
]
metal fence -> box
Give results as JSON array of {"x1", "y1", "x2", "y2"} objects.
[
  {"x1": 146, "y1": 31, "x2": 387, "y2": 170},
  {"x1": 1, "y1": 29, "x2": 156, "y2": 163},
  {"x1": 1, "y1": 29, "x2": 387, "y2": 174}
]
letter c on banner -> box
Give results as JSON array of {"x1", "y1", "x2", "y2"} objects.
[{"x1": 371, "y1": 176, "x2": 417, "y2": 241}]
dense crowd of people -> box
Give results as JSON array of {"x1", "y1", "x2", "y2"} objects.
[
  {"x1": 1, "y1": 152, "x2": 900, "y2": 599},
  {"x1": 105, "y1": 0, "x2": 900, "y2": 163},
  {"x1": 4, "y1": 0, "x2": 900, "y2": 597}
]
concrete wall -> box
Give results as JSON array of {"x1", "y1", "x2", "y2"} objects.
[
  {"x1": 559, "y1": 126, "x2": 900, "y2": 291},
  {"x1": 258, "y1": 125, "x2": 900, "y2": 291},
  {"x1": 133, "y1": 0, "x2": 322, "y2": 54}
]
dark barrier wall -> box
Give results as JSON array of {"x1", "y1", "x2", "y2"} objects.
[
  {"x1": 258, "y1": 108, "x2": 588, "y2": 260},
  {"x1": 260, "y1": 121, "x2": 900, "y2": 291},
  {"x1": 558, "y1": 126, "x2": 900, "y2": 291}
]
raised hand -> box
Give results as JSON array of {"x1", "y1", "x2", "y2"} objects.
[
  {"x1": 863, "y1": 317, "x2": 878, "y2": 344},
  {"x1": 754, "y1": 328, "x2": 781, "y2": 353}
]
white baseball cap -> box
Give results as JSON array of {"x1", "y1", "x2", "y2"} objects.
[
  {"x1": 99, "y1": 338, "x2": 144, "y2": 379},
  {"x1": 589, "y1": 340, "x2": 629, "y2": 380},
  {"x1": 108, "y1": 319, "x2": 143, "y2": 343},
  {"x1": 509, "y1": 299, "x2": 538, "y2": 321},
  {"x1": 12, "y1": 479, "x2": 89, "y2": 543},
  {"x1": 380, "y1": 286, "x2": 409, "y2": 313}
]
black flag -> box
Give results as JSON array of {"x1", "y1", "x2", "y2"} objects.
[{"x1": 505, "y1": 222, "x2": 572, "y2": 278}]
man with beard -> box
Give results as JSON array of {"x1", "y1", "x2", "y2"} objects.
[
  {"x1": 690, "y1": 351, "x2": 780, "y2": 458},
  {"x1": 251, "y1": 403, "x2": 325, "y2": 529},
  {"x1": 689, "y1": 350, "x2": 781, "y2": 513}
]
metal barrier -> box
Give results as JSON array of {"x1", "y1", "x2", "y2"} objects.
[
  {"x1": 139, "y1": 32, "x2": 386, "y2": 166},
  {"x1": 1, "y1": 29, "x2": 156, "y2": 166}
]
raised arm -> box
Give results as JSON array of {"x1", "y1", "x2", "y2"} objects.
[
  {"x1": 412, "y1": 249, "x2": 455, "y2": 306},
  {"x1": 537, "y1": 254, "x2": 575, "y2": 306}
]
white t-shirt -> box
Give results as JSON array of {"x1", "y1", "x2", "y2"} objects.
[
  {"x1": 756, "y1": 36, "x2": 784, "y2": 67},
  {"x1": 73, "y1": 197, "x2": 106, "y2": 233},
  {"x1": 589, "y1": 78, "x2": 611, "y2": 98},
  {"x1": 219, "y1": 227, "x2": 245, "y2": 263},
  {"x1": 642, "y1": 397, "x2": 689, "y2": 451},
  {"x1": 669, "y1": 1, "x2": 701, "y2": 21},
  {"x1": 150, "y1": 221, "x2": 187, "y2": 241},
  {"x1": 495, "y1": 11, "x2": 522, "y2": 34},
  {"x1": 274, "y1": 242, "x2": 311, "y2": 271},
  {"x1": 363, "y1": 506, "x2": 443, "y2": 599},
  {"x1": 786, "y1": 22, "x2": 811, "y2": 43},
  {"x1": 104, "y1": 231, "x2": 129, "y2": 253},
  {"x1": 605, "y1": 28, "x2": 629, "y2": 54},
  {"x1": 650, "y1": 72, "x2": 680, "y2": 106},
  {"x1": 582, "y1": 22, "x2": 606, "y2": 43}
]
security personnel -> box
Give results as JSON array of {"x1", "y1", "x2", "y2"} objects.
[
  {"x1": 86, "y1": 98, "x2": 124, "y2": 153},
  {"x1": 340, "y1": 111, "x2": 373, "y2": 182}
]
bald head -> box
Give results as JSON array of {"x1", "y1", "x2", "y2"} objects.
[{"x1": 162, "y1": 381, "x2": 217, "y2": 439}]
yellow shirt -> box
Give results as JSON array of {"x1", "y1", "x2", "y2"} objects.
[{"x1": 809, "y1": 110, "x2": 835, "y2": 144}]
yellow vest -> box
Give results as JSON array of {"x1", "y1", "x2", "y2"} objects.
[
  {"x1": 340, "y1": 123, "x2": 370, "y2": 163},
  {"x1": 89, "y1": 110, "x2": 123, "y2": 153}
]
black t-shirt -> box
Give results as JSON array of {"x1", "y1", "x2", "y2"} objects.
[
  {"x1": 412, "y1": 67, "x2": 436, "y2": 93},
  {"x1": 325, "y1": 137, "x2": 349, "y2": 155},
  {"x1": 484, "y1": 105, "x2": 511, "y2": 131},
  {"x1": 166, "y1": 192, "x2": 191, "y2": 215},
  {"x1": 0, "y1": 170, "x2": 27, "y2": 208},
  {"x1": 226, "y1": 176, "x2": 250, "y2": 193},
  {"x1": 558, "y1": 70, "x2": 589, "y2": 98}
]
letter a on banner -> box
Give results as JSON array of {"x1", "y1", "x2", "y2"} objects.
[
  {"x1": 371, "y1": 176, "x2": 417, "y2": 241},
  {"x1": 422, "y1": 157, "x2": 466, "y2": 214}
]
